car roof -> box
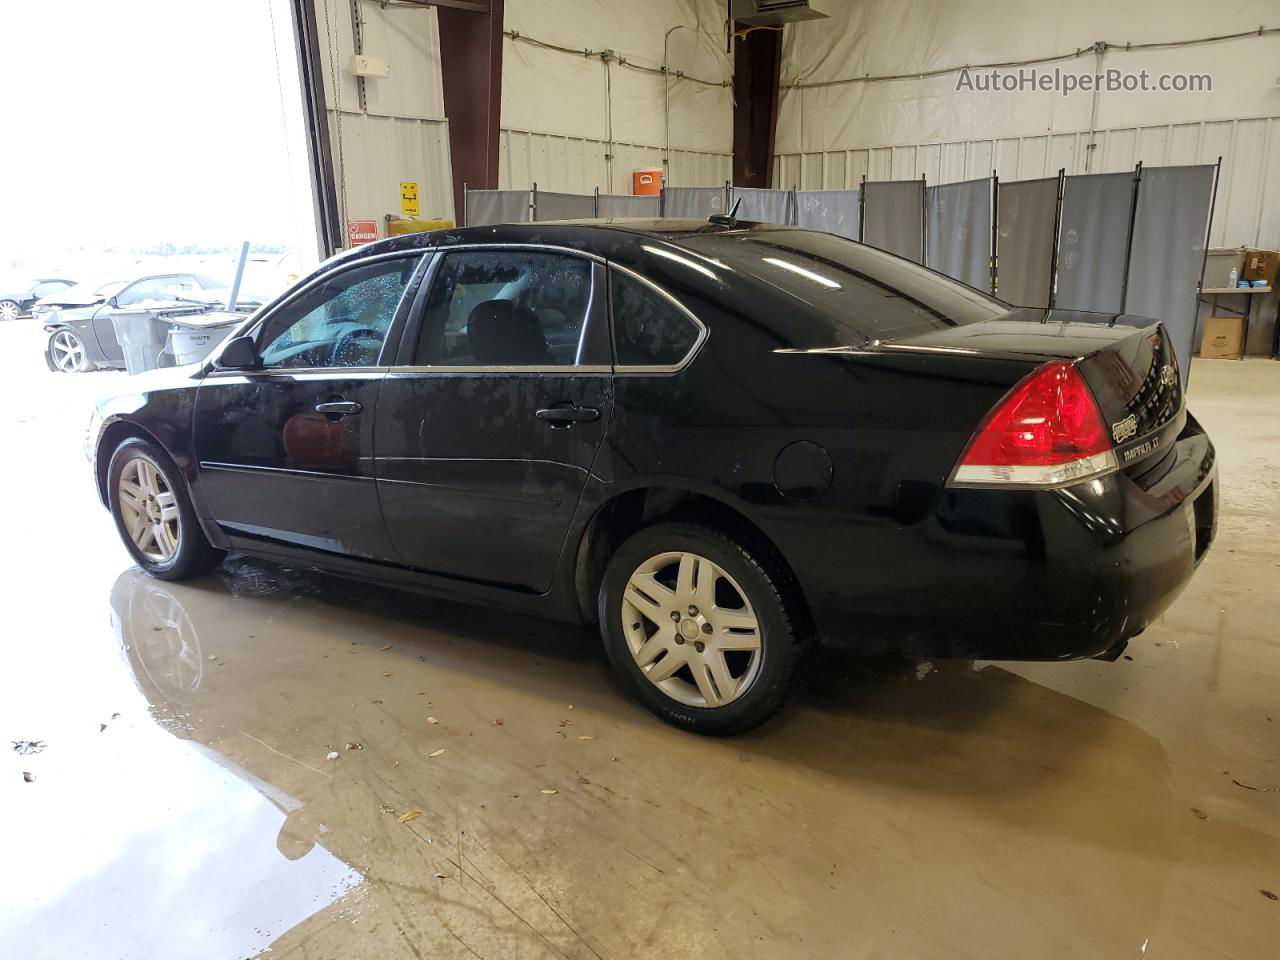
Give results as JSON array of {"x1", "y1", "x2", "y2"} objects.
[{"x1": 342, "y1": 218, "x2": 806, "y2": 265}]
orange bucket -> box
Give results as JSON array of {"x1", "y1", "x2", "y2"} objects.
[{"x1": 633, "y1": 168, "x2": 663, "y2": 196}]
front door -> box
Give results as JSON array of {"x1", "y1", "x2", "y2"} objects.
[
  {"x1": 193, "y1": 253, "x2": 425, "y2": 559},
  {"x1": 375, "y1": 248, "x2": 613, "y2": 592}
]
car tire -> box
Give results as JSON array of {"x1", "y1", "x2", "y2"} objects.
[
  {"x1": 107, "y1": 437, "x2": 224, "y2": 581},
  {"x1": 0, "y1": 299, "x2": 20, "y2": 322},
  {"x1": 48, "y1": 329, "x2": 96, "y2": 372},
  {"x1": 598, "y1": 522, "x2": 806, "y2": 735}
]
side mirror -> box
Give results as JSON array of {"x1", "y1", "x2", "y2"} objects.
[
  {"x1": 107, "y1": 296, "x2": 120, "y2": 308},
  {"x1": 215, "y1": 335, "x2": 260, "y2": 370}
]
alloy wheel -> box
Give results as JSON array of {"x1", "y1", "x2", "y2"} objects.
[
  {"x1": 118, "y1": 457, "x2": 182, "y2": 563},
  {"x1": 50, "y1": 331, "x2": 85, "y2": 372},
  {"x1": 621, "y1": 551, "x2": 763, "y2": 708},
  {"x1": 0, "y1": 300, "x2": 19, "y2": 322}
]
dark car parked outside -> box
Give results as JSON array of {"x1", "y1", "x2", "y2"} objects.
[
  {"x1": 0, "y1": 277, "x2": 75, "y2": 321},
  {"x1": 85, "y1": 220, "x2": 1217, "y2": 734}
]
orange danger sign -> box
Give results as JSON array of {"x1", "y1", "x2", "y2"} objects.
[{"x1": 347, "y1": 220, "x2": 378, "y2": 246}]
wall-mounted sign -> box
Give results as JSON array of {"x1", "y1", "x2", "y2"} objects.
[
  {"x1": 347, "y1": 220, "x2": 378, "y2": 246},
  {"x1": 400, "y1": 181, "x2": 420, "y2": 218}
]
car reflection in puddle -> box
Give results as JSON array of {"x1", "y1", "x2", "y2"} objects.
[{"x1": 103, "y1": 570, "x2": 361, "y2": 950}]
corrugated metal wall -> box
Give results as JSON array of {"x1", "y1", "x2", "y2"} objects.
[
  {"x1": 325, "y1": 112, "x2": 454, "y2": 225},
  {"x1": 499, "y1": 128, "x2": 731, "y2": 195},
  {"x1": 774, "y1": 116, "x2": 1280, "y2": 249}
]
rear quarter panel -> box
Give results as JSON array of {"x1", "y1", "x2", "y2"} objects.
[{"x1": 587, "y1": 270, "x2": 1041, "y2": 648}]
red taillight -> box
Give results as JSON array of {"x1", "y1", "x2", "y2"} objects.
[{"x1": 950, "y1": 360, "x2": 1118, "y2": 488}]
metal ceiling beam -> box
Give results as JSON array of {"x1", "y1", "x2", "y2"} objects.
[{"x1": 391, "y1": 0, "x2": 491, "y2": 14}]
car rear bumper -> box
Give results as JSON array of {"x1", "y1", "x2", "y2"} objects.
[{"x1": 797, "y1": 423, "x2": 1217, "y2": 661}]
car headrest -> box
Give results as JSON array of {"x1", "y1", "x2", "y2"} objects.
[{"x1": 467, "y1": 299, "x2": 551, "y2": 365}]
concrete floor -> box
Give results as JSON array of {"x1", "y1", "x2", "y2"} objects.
[{"x1": 1, "y1": 318, "x2": 1277, "y2": 960}]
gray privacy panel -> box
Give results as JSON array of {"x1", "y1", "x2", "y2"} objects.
[
  {"x1": 733, "y1": 187, "x2": 794, "y2": 225},
  {"x1": 663, "y1": 186, "x2": 726, "y2": 218},
  {"x1": 925, "y1": 179, "x2": 991, "y2": 291},
  {"x1": 465, "y1": 190, "x2": 530, "y2": 226},
  {"x1": 996, "y1": 177, "x2": 1058, "y2": 307},
  {"x1": 794, "y1": 189, "x2": 860, "y2": 240},
  {"x1": 533, "y1": 191, "x2": 595, "y2": 221},
  {"x1": 1124, "y1": 165, "x2": 1216, "y2": 382},
  {"x1": 862, "y1": 180, "x2": 924, "y2": 262},
  {"x1": 1054, "y1": 172, "x2": 1134, "y2": 314},
  {"x1": 598, "y1": 194, "x2": 660, "y2": 218}
]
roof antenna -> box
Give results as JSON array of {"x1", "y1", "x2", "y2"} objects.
[{"x1": 708, "y1": 196, "x2": 742, "y2": 228}]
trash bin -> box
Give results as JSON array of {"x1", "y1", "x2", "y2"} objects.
[
  {"x1": 111, "y1": 309, "x2": 174, "y2": 375},
  {"x1": 167, "y1": 314, "x2": 241, "y2": 366}
]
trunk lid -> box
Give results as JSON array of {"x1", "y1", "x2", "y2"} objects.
[{"x1": 882, "y1": 308, "x2": 1185, "y2": 475}]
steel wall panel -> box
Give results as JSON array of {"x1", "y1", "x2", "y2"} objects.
[
  {"x1": 498, "y1": 128, "x2": 730, "y2": 195},
  {"x1": 325, "y1": 112, "x2": 454, "y2": 226}
]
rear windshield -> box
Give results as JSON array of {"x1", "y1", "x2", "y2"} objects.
[{"x1": 679, "y1": 229, "x2": 1008, "y2": 343}]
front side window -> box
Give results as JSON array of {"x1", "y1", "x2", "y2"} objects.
[
  {"x1": 609, "y1": 269, "x2": 701, "y2": 367},
  {"x1": 115, "y1": 277, "x2": 181, "y2": 307},
  {"x1": 413, "y1": 250, "x2": 593, "y2": 366},
  {"x1": 258, "y1": 257, "x2": 418, "y2": 370}
]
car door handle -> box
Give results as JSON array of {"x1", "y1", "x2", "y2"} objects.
[
  {"x1": 536, "y1": 404, "x2": 600, "y2": 425},
  {"x1": 315, "y1": 400, "x2": 363, "y2": 417}
]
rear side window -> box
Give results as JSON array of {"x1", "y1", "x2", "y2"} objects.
[
  {"x1": 609, "y1": 269, "x2": 701, "y2": 367},
  {"x1": 413, "y1": 250, "x2": 592, "y2": 366}
]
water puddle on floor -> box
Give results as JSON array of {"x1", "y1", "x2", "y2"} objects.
[{"x1": 9, "y1": 558, "x2": 1202, "y2": 959}]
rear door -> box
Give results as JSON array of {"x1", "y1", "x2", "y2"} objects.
[
  {"x1": 193, "y1": 252, "x2": 426, "y2": 559},
  {"x1": 374, "y1": 246, "x2": 613, "y2": 592}
]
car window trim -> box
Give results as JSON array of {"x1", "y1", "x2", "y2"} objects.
[
  {"x1": 386, "y1": 366, "x2": 612, "y2": 376},
  {"x1": 202, "y1": 366, "x2": 390, "y2": 380},
  {"x1": 606, "y1": 262, "x2": 708, "y2": 375},
  {"x1": 390, "y1": 244, "x2": 607, "y2": 374},
  {"x1": 204, "y1": 250, "x2": 427, "y2": 378}
]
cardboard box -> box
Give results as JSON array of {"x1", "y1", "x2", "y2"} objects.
[
  {"x1": 1241, "y1": 248, "x2": 1279, "y2": 286},
  {"x1": 1200, "y1": 314, "x2": 1244, "y2": 360}
]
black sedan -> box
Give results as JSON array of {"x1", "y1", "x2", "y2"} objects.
[
  {"x1": 85, "y1": 220, "x2": 1217, "y2": 734},
  {"x1": 44, "y1": 272, "x2": 225, "y2": 372},
  {"x1": 0, "y1": 277, "x2": 75, "y2": 321}
]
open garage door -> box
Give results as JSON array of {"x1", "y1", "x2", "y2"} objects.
[{"x1": 291, "y1": 0, "x2": 457, "y2": 256}]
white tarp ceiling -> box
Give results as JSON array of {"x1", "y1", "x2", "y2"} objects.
[{"x1": 777, "y1": 0, "x2": 1280, "y2": 155}]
